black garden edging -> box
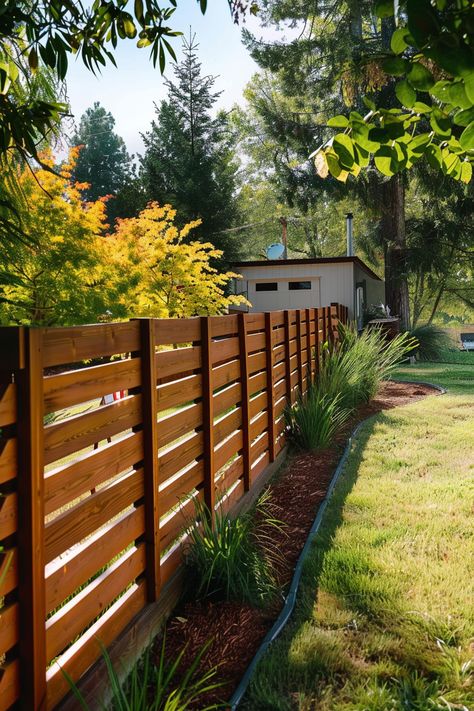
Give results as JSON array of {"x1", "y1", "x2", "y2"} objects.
[{"x1": 228, "y1": 380, "x2": 446, "y2": 709}]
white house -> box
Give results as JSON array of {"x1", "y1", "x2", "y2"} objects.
[{"x1": 230, "y1": 256, "x2": 385, "y2": 330}]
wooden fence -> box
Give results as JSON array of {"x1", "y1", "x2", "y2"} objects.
[{"x1": 0, "y1": 303, "x2": 348, "y2": 710}]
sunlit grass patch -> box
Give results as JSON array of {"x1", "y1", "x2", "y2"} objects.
[{"x1": 243, "y1": 363, "x2": 474, "y2": 710}]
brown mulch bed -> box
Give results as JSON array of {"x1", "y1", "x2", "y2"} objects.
[{"x1": 153, "y1": 381, "x2": 437, "y2": 707}]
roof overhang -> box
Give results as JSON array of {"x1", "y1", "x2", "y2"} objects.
[{"x1": 231, "y1": 256, "x2": 383, "y2": 282}]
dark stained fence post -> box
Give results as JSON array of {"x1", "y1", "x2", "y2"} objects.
[
  {"x1": 265, "y1": 312, "x2": 276, "y2": 463},
  {"x1": 296, "y1": 311, "x2": 303, "y2": 395},
  {"x1": 16, "y1": 327, "x2": 47, "y2": 710},
  {"x1": 305, "y1": 308, "x2": 312, "y2": 386},
  {"x1": 238, "y1": 313, "x2": 251, "y2": 491},
  {"x1": 283, "y1": 310, "x2": 292, "y2": 407},
  {"x1": 139, "y1": 319, "x2": 161, "y2": 601},
  {"x1": 330, "y1": 303, "x2": 339, "y2": 342},
  {"x1": 314, "y1": 308, "x2": 321, "y2": 378},
  {"x1": 200, "y1": 317, "x2": 215, "y2": 519}
]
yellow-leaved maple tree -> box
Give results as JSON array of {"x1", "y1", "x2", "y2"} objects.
[
  {"x1": 107, "y1": 203, "x2": 247, "y2": 318},
  {"x1": 0, "y1": 148, "x2": 108, "y2": 325}
]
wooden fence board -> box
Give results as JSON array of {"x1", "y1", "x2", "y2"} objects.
[
  {"x1": 43, "y1": 358, "x2": 140, "y2": 414},
  {"x1": 157, "y1": 373, "x2": 202, "y2": 412},
  {"x1": 0, "y1": 491, "x2": 17, "y2": 540},
  {"x1": 159, "y1": 431, "x2": 203, "y2": 483},
  {"x1": 214, "y1": 407, "x2": 242, "y2": 447},
  {"x1": 155, "y1": 347, "x2": 201, "y2": 380},
  {"x1": 42, "y1": 322, "x2": 141, "y2": 368},
  {"x1": 154, "y1": 318, "x2": 201, "y2": 345},
  {"x1": 0, "y1": 660, "x2": 20, "y2": 710},
  {"x1": 46, "y1": 581, "x2": 147, "y2": 710},
  {"x1": 213, "y1": 359, "x2": 240, "y2": 390},
  {"x1": 46, "y1": 506, "x2": 145, "y2": 614},
  {"x1": 0, "y1": 383, "x2": 16, "y2": 427},
  {"x1": 46, "y1": 544, "x2": 146, "y2": 662},
  {"x1": 214, "y1": 430, "x2": 243, "y2": 472},
  {"x1": 44, "y1": 395, "x2": 142, "y2": 466},
  {"x1": 0, "y1": 601, "x2": 19, "y2": 657},
  {"x1": 159, "y1": 460, "x2": 204, "y2": 516},
  {"x1": 0, "y1": 548, "x2": 18, "y2": 597},
  {"x1": 158, "y1": 403, "x2": 202, "y2": 449},
  {"x1": 44, "y1": 431, "x2": 143, "y2": 516},
  {"x1": 45, "y1": 468, "x2": 144, "y2": 564},
  {"x1": 213, "y1": 381, "x2": 241, "y2": 417},
  {"x1": 0, "y1": 436, "x2": 16, "y2": 485}
]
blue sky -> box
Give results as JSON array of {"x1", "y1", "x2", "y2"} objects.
[{"x1": 63, "y1": 2, "x2": 285, "y2": 156}]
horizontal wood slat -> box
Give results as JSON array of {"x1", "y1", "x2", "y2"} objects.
[
  {"x1": 0, "y1": 383, "x2": 16, "y2": 427},
  {"x1": 44, "y1": 431, "x2": 143, "y2": 516},
  {"x1": 46, "y1": 544, "x2": 146, "y2": 662},
  {"x1": 46, "y1": 506, "x2": 145, "y2": 614},
  {"x1": 46, "y1": 581, "x2": 147, "y2": 710},
  {"x1": 0, "y1": 436, "x2": 16, "y2": 485},
  {"x1": 154, "y1": 318, "x2": 201, "y2": 345},
  {"x1": 43, "y1": 358, "x2": 140, "y2": 414},
  {"x1": 42, "y1": 322, "x2": 141, "y2": 368},
  {"x1": 155, "y1": 347, "x2": 200, "y2": 380},
  {"x1": 45, "y1": 468, "x2": 144, "y2": 563},
  {"x1": 44, "y1": 395, "x2": 142, "y2": 466},
  {"x1": 0, "y1": 492, "x2": 17, "y2": 540}
]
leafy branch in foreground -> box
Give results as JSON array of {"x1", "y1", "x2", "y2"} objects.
[
  {"x1": 313, "y1": 0, "x2": 474, "y2": 183},
  {"x1": 0, "y1": 0, "x2": 253, "y2": 168}
]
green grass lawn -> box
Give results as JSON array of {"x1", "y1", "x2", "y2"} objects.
[{"x1": 243, "y1": 362, "x2": 474, "y2": 710}]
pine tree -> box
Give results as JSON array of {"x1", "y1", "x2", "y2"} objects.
[
  {"x1": 71, "y1": 102, "x2": 142, "y2": 226},
  {"x1": 243, "y1": 2, "x2": 412, "y2": 328},
  {"x1": 141, "y1": 32, "x2": 240, "y2": 261}
]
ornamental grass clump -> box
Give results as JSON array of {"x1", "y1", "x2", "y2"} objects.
[
  {"x1": 408, "y1": 324, "x2": 453, "y2": 361},
  {"x1": 317, "y1": 325, "x2": 417, "y2": 410},
  {"x1": 185, "y1": 493, "x2": 283, "y2": 608},
  {"x1": 285, "y1": 385, "x2": 350, "y2": 452},
  {"x1": 65, "y1": 639, "x2": 222, "y2": 710}
]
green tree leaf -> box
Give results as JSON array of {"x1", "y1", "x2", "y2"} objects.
[
  {"x1": 375, "y1": 0, "x2": 394, "y2": 18},
  {"x1": 374, "y1": 146, "x2": 398, "y2": 176},
  {"x1": 396, "y1": 79, "x2": 416, "y2": 108},
  {"x1": 459, "y1": 121, "x2": 474, "y2": 151},
  {"x1": 391, "y1": 28, "x2": 409, "y2": 55},
  {"x1": 332, "y1": 133, "x2": 355, "y2": 169},
  {"x1": 327, "y1": 115, "x2": 349, "y2": 128},
  {"x1": 383, "y1": 56, "x2": 410, "y2": 76},
  {"x1": 407, "y1": 62, "x2": 434, "y2": 91}
]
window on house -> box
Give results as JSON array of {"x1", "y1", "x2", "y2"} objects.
[
  {"x1": 255, "y1": 282, "x2": 278, "y2": 291},
  {"x1": 288, "y1": 281, "x2": 311, "y2": 290}
]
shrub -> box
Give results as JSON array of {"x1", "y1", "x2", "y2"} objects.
[
  {"x1": 409, "y1": 324, "x2": 454, "y2": 361},
  {"x1": 317, "y1": 325, "x2": 417, "y2": 410},
  {"x1": 185, "y1": 493, "x2": 282, "y2": 607},
  {"x1": 285, "y1": 385, "x2": 350, "y2": 451},
  {"x1": 65, "y1": 638, "x2": 222, "y2": 710}
]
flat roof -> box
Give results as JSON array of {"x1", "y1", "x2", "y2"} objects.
[{"x1": 231, "y1": 256, "x2": 383, "y2": 282}]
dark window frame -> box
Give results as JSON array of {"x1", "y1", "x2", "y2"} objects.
[
  {"x1": 255, "y1": 282, "x2": 278, "y2": 292},
  {"x1": 288, "y1": 281, "x2": 312, "y2": 291}
]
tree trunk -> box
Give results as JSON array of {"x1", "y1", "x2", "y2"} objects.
[{"x1": 382, "y1": 174, "x2": 411, "y2": 330}]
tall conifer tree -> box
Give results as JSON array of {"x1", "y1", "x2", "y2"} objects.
[{"x1": 141, "y1": 32, "x2": 240, "y2": 260}]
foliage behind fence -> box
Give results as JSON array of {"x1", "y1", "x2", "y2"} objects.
[{"x1": 0, "y1": 303, "x2": 347, "y2": 710}]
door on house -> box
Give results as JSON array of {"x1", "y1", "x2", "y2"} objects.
[{"x1": 356, "y1": 285, "x2": 364, "y2": 330}]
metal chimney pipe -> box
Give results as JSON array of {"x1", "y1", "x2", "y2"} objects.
[
  {"x1": 346, "y1": 212, "x2": 354, "y2": 256},
  {"x1": 279, "y1": 216, "x2": 288, "y2": 258}
]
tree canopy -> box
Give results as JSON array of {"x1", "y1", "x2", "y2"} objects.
[{"x1": 314, "y1": 0, "x2": 474, "y2": 182}]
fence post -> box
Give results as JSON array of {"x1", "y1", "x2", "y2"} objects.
[
  {"x1": 314, "y1": 308, "x2": 320, "y2": 378},
  {"x1": 296, "y1": 311, "x2": 303, "y2": 395},
  {"x1": 305, "y1": 308, "x2": 312, "y2": 385},
  {"x1": 16, "y1": 327, "x2": 47, "y2": 710},
  {"x1": 200, "y1": 317, "x2": 215, "y2": 519},
  {"x1": 265, "y1": 312, "x2": 276, "y2": 463},
  {"x1": 139, "y1": 319, "x2": 161, "y2": 601},
  {"x1": 330, "y1": 303, "x2": 339, "y2": 342},
  {"x1": 238, "y1": 313, "x2": 251, "y2": 491},
  {"x1": 283, "y1": 310, "x2": 292, "y2": 406}
]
